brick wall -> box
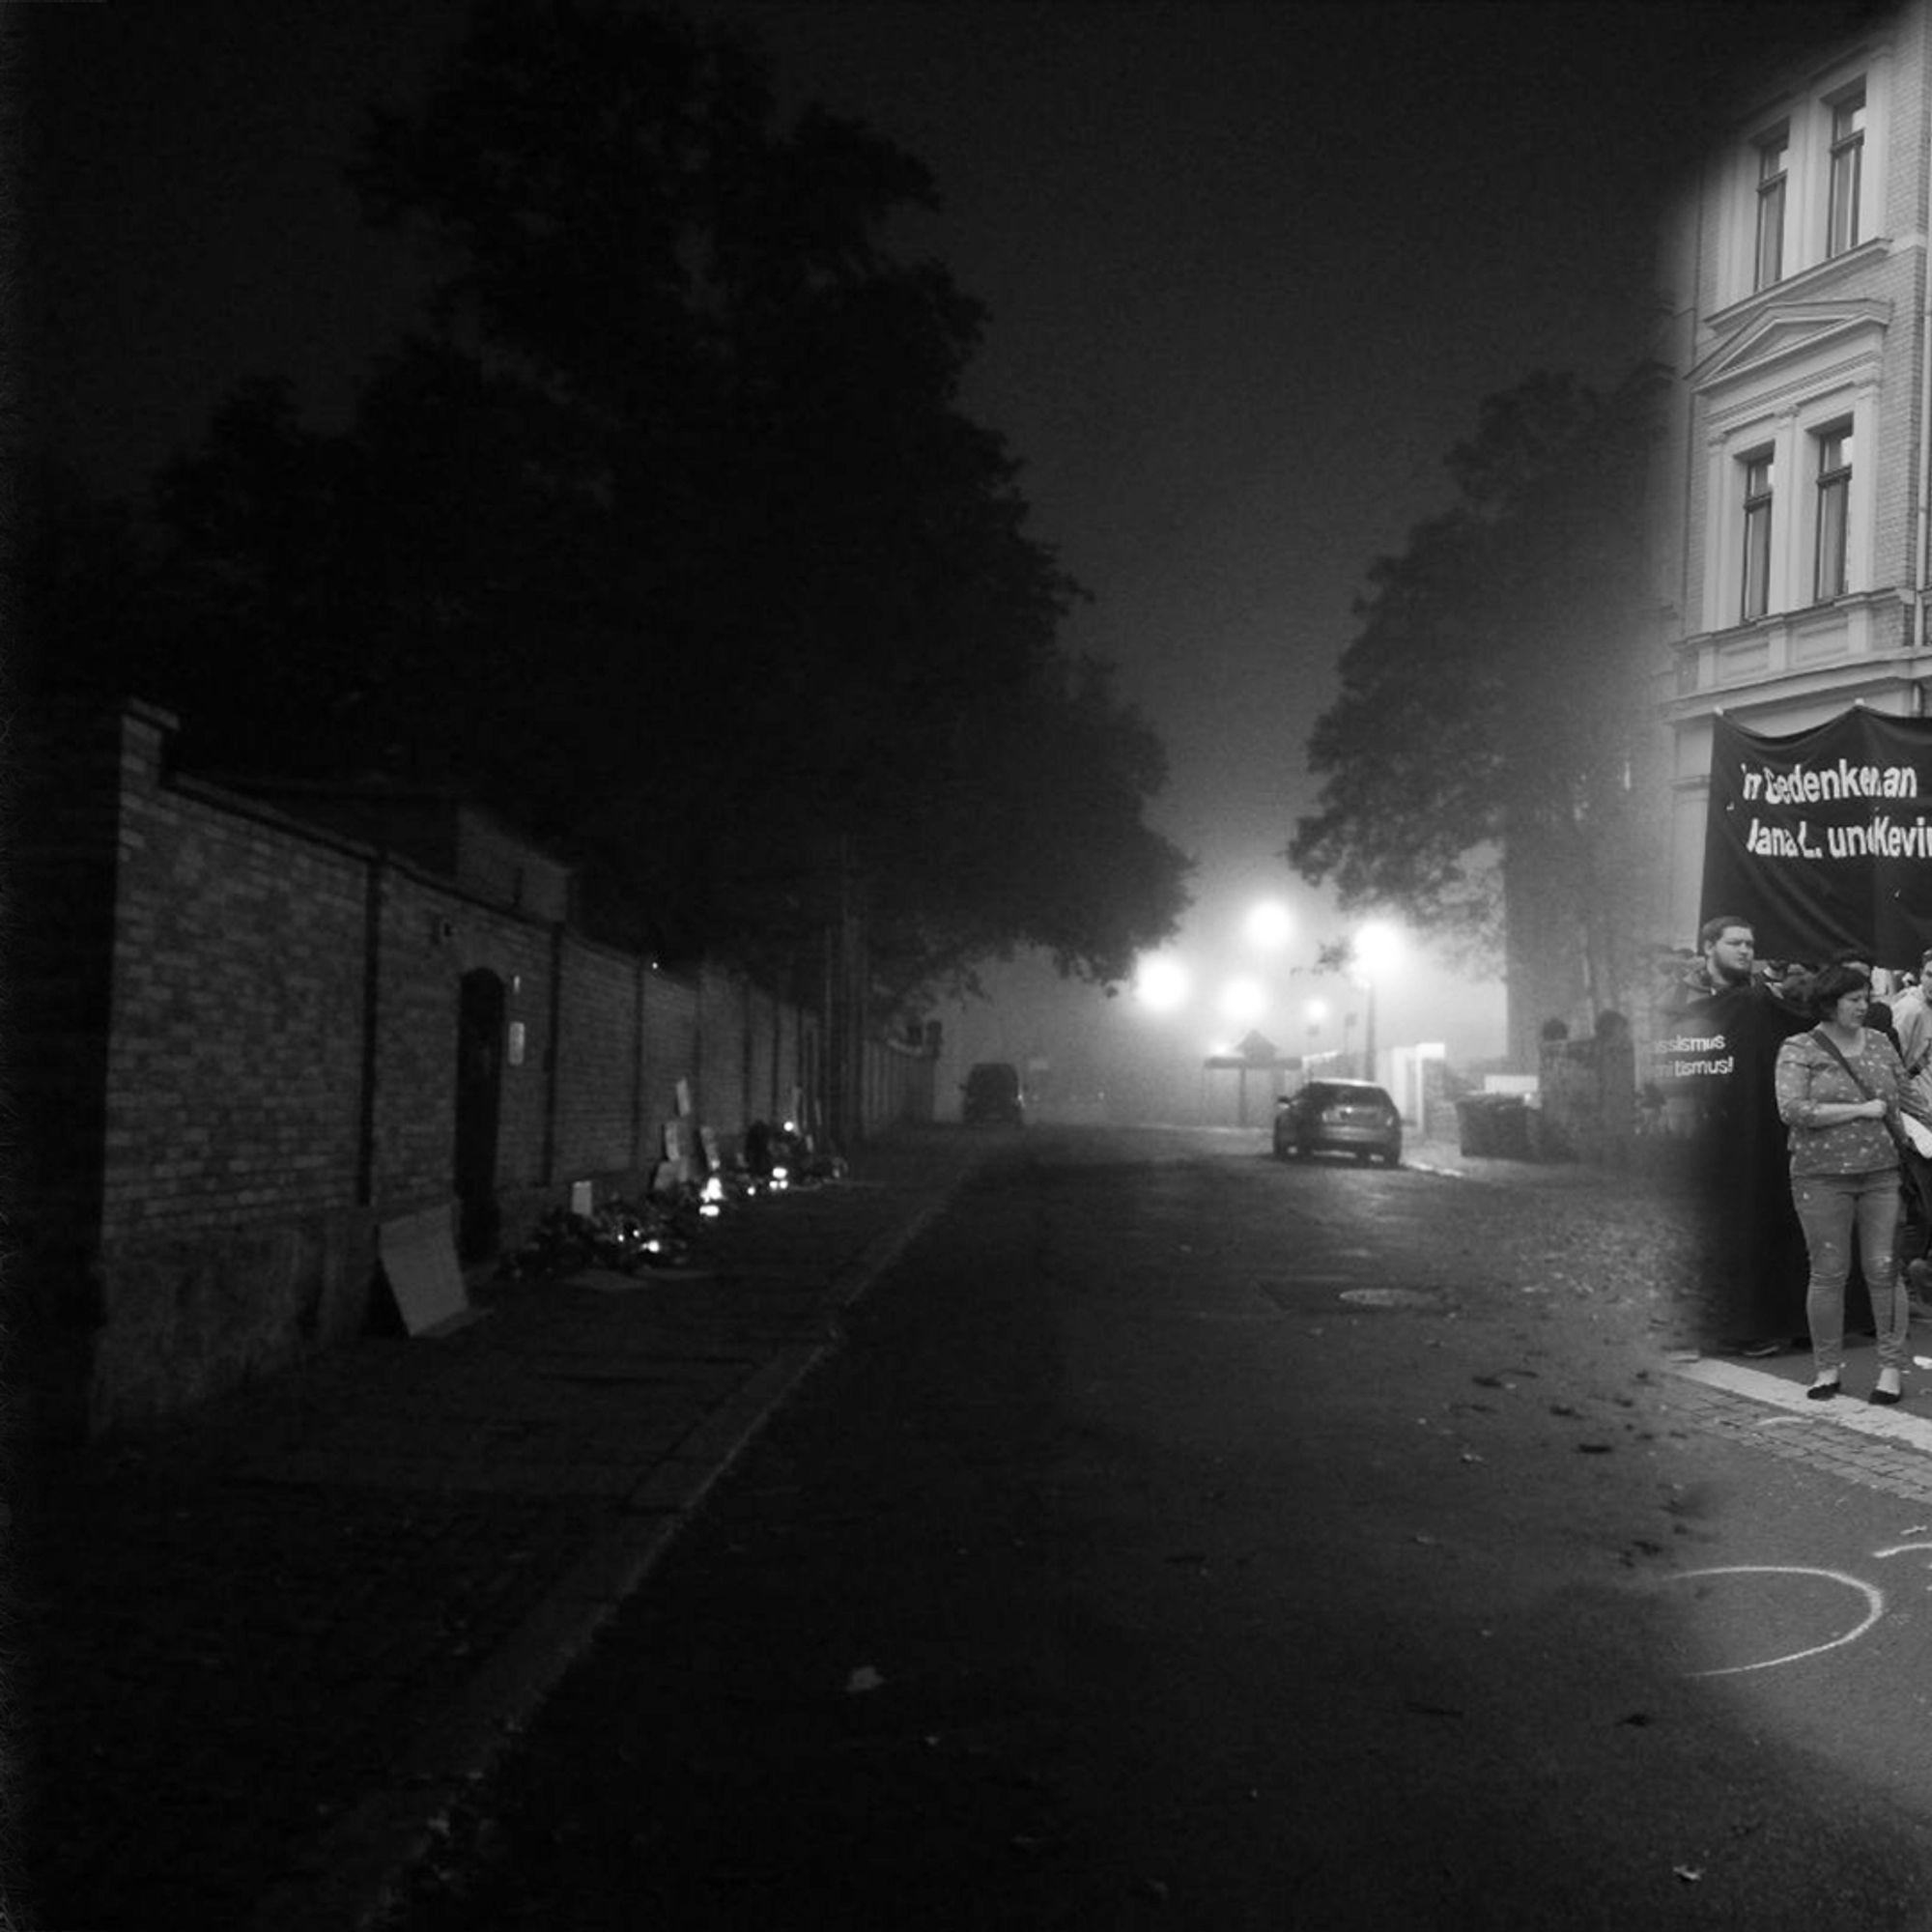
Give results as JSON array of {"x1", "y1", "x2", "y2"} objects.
[
  {"x1": 696, "y1": 965, "x2": 749, "y2": 1140},
  {"x1": 553, "y1": 940, "x2": 645, "y2": 1179},
  {"x1": 865, "y1": 1031, "x2": 940, "y2": 1128},
  {"x1": 24, "y1": 701, "x2": 922, "y2": 1439},
  {"x1": 746, "y1": 982, "x2": 781, "y2": 1123},
  {"x1": 97, "y1": 776, "x2": 370, "y2": 1237},
  {"x1": 13, "y1": 705, "x2": 145, "y2": 1439},
  {"x1": 1864, "y1": 246, "x2": 1919, "y2": 594},
  {"x1": 638, "y1": 970, "x2": 699, "y2": 1158},
  {"x1": 1537, "y1": 1025, "x2": 1638, "y2": 1164}
]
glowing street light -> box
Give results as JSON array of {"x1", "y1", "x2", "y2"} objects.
[
  {"x1": 1219, "y1": 974, "x2": 1266, "y2": 1027},
  {"x1": 1243, "y1": 898, "x2": 1293, "y2": 952},
  {"x1": 1350, "y1": 920, "x2": 1405, "y2": 1079},
  {"x1": 1134, "y1": 953, "x2": 1193, "y2": 1013},
  {"x1": 1354, "y1": 919, "x2": 1403, "y2": 979}
]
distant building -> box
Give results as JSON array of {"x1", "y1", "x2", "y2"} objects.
[{"x1": 1652, "y1": 0, "x2": 1932, "y2": 945}]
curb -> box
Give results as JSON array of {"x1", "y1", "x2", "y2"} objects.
[
  {"x1": 244, "y1": 1155, "x2": 981, "y2": 1932},
  {"x1": 1661, "y1": 1351, "x2": 1932, "y2": 1508},
  {"x1": 1667, "y1": 1353, "x2": 1932, "y2": 1453}
]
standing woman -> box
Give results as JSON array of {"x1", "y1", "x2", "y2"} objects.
[{"x1": 1776, "y1": 963, "x2": 1922, "y2": 1403}]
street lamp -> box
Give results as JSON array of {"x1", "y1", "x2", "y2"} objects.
[
  {"x1": 1243, "y1": 898, "x2": 1293, "y2": 952},
  {"x1": 1134, "y1": 953, "x2": 1192, "y2": 1013},
  {"x1": 1351, "y1": 920, "x2": 1404, "y2": 1083},
  {"x1": 1219, "y1": 974, "x2": 1266, "y2": 1028},
  {"x1": 1304, "y1": 997, "x2": 1327, "y2": 1068},
  {"x1": 1353, "y1": 920, "x2": 1402, "y2": 975}
]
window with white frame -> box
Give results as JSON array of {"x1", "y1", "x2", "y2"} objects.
[
  {"x1": 1729, "y1": 65, "x2": 1881, "y2": 301},
  {"x1": 1755, "y1": 126, "x2": 1788, "y2": 289},
  {"x1": 1740, "y1": 448, "x2": 1775, "y2": 621},
  {"x1": 1813, "y1": 422, "x2": 1853, "y2": 600},
  {"x1": 1703, "y1": 383, "x2": 1876, "y2": 635},
  {"x1": 1826, "y1": 85, "x2": 1865, "y2": 257}
]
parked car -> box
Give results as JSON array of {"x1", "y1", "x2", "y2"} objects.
[
  {"x1": 1272, "y1": 1079, "x2": 1402, "y2": 1165},
  {"x1": 961, "y1": 1061, "x2": 1026, "y2": 1125}
]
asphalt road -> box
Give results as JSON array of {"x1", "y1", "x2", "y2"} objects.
[{"x1": 377, "y1": 1125, "x2": 1932, "y2": 1929}]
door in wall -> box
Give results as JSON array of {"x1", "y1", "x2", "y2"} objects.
[{"x1": 453, "y1": 969, "x2": 505, "y2": 1263}]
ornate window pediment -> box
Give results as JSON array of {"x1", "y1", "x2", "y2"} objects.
[{"x1": 1691, "y1": 298, "x2": 1889, "y2": 401}]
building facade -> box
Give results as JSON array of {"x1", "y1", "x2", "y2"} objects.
[{"x1": 1653, "y1": 0, "x2": 1932, "y2": 947}]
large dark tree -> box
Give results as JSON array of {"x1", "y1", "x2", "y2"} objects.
[
  {"x1": 53, "y1": 0, "x2": 1187, "y2": 1001},
  {"x1": 1289, "y1": 367, "x2": 1662, "y2": 1046}
]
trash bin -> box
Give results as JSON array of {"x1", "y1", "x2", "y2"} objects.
[
  {"x1": 1455, "y1": 1097, "x2": 1493, "y2": 1157},
  {"x1": 1493, "y1": 1098, "x2": 1533, "y2": 1160},
  {"x1": 1456, "y1": 1094, "x2": 1532, "y2": 1159}
]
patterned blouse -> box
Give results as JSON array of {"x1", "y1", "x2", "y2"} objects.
[{"x1": 1775, "y1": 1027, "x2": 1908, "y2": 1177}]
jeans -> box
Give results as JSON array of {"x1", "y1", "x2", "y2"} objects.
[{"x1": 1791, "y1": 1166, "x2": 1907, "y2": 1376}]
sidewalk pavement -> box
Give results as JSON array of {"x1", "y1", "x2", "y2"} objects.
[
  {"x1": 1665, "y1": 1348, "x2": 1932, "y2": 1506},
  {"x1": 1401, "y1": 1129, "x2": 1678, "y2": 1189},
  {"x1": 14, "y1": 1127, "x2": 992, "y2": 1932}
]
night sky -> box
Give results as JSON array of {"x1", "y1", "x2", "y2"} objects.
[{"x1": 21, "y1": 1, "x2": 1791, "y2": 1078}]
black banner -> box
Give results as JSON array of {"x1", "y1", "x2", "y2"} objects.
[{"x1": 1701, "y1": 708, "x2": 1932, "y2": 965}]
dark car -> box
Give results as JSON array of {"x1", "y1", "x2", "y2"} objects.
[
  {"x1": 1272, "y1": 1078, "x2": 1402, "y2": 1166},
  {"x1": 961, "y1": 1061, "x2": 1025, "y2": 1125}
]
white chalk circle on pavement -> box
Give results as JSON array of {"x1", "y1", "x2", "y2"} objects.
[{"x1": 1660, "y1": 1564, "x2": 1886, "y2": 1677}]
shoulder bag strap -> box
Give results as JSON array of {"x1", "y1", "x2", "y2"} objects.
[
  {"x1": 1809, "y1": 1026, "x2": 1874, "y2": 1097},
  {"x1": 1810, "y1": 1027, "x2": 1911, "y2": 1158}
]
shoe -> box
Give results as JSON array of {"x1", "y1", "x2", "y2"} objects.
[
  {"x1": 1740, "y1": 1338, "x2": 1784, "y2": 1358},
  {"x1": 1807, "y1": 1378, "x2": 1842, "y2": 1400},
  {"x1": 1872, "y1": 1370, "x2": 1904, "y2": 1406}
]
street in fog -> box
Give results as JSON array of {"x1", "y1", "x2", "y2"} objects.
[{"x1": 381, "y1": 1127, "x2": 1932, "y2": 1929}]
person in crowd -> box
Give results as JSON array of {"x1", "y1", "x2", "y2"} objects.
[
  {"x1": 1775, "y1": 963, "x2": 1932, "y2": 1403},
  {"x1": 1762, "y1": 958, "x2": 1812, "y2": 1009},
  {"x1": 1824, "y1": 947, "x2": 1901, "y2": 1054},
  {"x1": 1889, "y1": 952, "x2": 1932, "y2": 1314},
  {"x1": 1891, "y1": 951, "x2": 1932, "y2": 1109},
  {"x1": 1815, "y1": 948, "x2": 1910, "y2": 1332},
  {"x1": 1666, "y1": 915, "x2": 1813, "y2": 1353},
  {"x1": 1833, "y1": 948, "x2": 1930, "y2": 1300}
]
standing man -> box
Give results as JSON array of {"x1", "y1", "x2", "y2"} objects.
[
  {"x1": 1890, "y1": 951, "x2": 1932, "y2": 1111},
  {"x1": 1669, "y1": 915, "x2": 1813, "y2": 1353},
  {"x1": 1885, "y1": 950, "x2": 1932, "y2": 1311}
]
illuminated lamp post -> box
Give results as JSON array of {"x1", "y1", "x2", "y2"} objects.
[
  {"x1": 1352, "y1": 920, "x2": 1404, "y2": 1085},
  {"x1": 1243, "y1": 898, "x2": 1293, "y2": 953},
  {"x1": 1134, "y1": 952, "x2": 1192, "y2": 1014},
  {"x1": 1131, "y1": 952, "x2": 1194, "y2": 1122},
  {"x1": 1219, "y1": 974, "x2": 1266, "y2": 1030}
]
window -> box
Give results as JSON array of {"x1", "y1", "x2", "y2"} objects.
[
  {"x1": 1701, "y1": 393, "x2": 1879, "y2": 635},
  {"x1": 1741, "y1": 450, "x2": 1775, "y2": 621},
  {"x1": 1728, "y1": 71, "x2": 1881, "y2": 302},
  {"x1": 1755, "y1": 127, "x2": 1788, "y2": 288},
  {"x1": 1827, "y1": 87, "x2": 1865, "y2": 257},
  {"x1": 1814, "y1": 423, "x2": 1853, "y2": 600}
]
